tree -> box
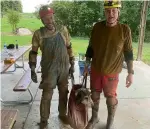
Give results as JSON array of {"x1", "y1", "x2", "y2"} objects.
[
  {"x1": 120, "y1": 1, "x2": 142, "y2": 41},
  {"x1": 50, "y1": 1, "x2": 104, "y2": 37},
  {"x1": 7, "y1": 10, "x2": 21, "y2": 33},
  {"x1": 50, "y1": 1, "x2": 143, "y2": 38},
  {"x1": 137, "y1": 1, "x2": 149, "y2": 60},
  {"x1": 1, "y1": 0, "x2": 22, "y2": 16},
  {"x1": 50, "y1": 1, "x2": 74, "y2": 29}
]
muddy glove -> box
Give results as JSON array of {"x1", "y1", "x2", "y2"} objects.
[
  {"x1": 31, "y1": 70, "x2": 38, "y2": 83},
  {"x1": 69, "y1": 57, "x2": 75, "y2": 74},
  {"x1": 29, "y1": 62, "x2": 38, "y2": 83},
  {"x1": 29, "y1": 50, "x2": 38, "y2": 83}
]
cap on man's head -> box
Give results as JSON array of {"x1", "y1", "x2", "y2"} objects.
[
  {"x1": 104, "y1": 0, "x2": 121, "y2": 8},
  {"x1": 39, "y1": 5, "x2": 54, "y2": 19}
]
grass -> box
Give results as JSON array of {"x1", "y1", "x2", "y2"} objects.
[
  {"x1": 1, "y1": 35, "x2": 32, "y2": 46},
  {"x1": 1, "y1": 14, "x2": 150, "y2": 65},
  {"x1": 1, "y1": 13, "x2": 42, "y2": 33},
  {"x1": 71, "y1": 37, "x2": 89, "y2": 55},
  {"x1": 133, "y1": 43, "x2": 150, "y2": 64}
]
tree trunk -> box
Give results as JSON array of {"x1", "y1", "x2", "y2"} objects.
[{"x1": 137, "y1": 1, "x2": 149, "y2": 61}]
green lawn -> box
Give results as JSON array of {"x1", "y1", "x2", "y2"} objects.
[
  {"x1": 1, "y1": 35, "x2": 150, "y2": 64},
  {"x1": 1, "y1": 13, "x2": 42, "y2": 33},
  {"x1": 1, "y1": 13, "x2": 42, "y2": 49},
  {"x1": 1, "y1": 35, "x2": 32, "y2": 46},
  {"x1": 71, "y1": 37, "x2": 89, "y2": 55},
  {"x1": 133, "y1": 43, "x2": 150, "y2": 64},
  {"x1": 1, "y1": 14, "x2": 150, "y2": 65}
]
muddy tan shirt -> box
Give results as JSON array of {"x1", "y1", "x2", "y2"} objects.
[
  {"x1": 91, "y1": 21, "x2": 133, "y2": 74},
  {"x1": 32, "y1": 26, "x2": 73, "y2": 57}
]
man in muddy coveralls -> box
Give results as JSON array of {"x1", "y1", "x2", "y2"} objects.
[
  {"x1": 28, "y1": 5, "x2": 74, "y2": 129},
  {"x1": 84, "y1": 0, "x2": 134, "y2": 129}
]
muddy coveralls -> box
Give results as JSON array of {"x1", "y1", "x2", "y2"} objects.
[{"x1": 30, "y1": 26, "x2": 74, "y2": 128}]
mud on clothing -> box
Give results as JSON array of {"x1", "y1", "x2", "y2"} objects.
[
  {"x1": 91, "y1": 66, "x2": 119, "y2": 97},
  {"x1": 86, "y1": 21, "x2": 133, "y2": 95},
  {"x1": 32, "y1": 27, "x2": 70, "y2": 89},
  {"x1": 86, "y1": 21, "x2": 133, "y2": 75}
]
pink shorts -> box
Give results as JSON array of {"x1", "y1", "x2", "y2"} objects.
[{"x1": 90, "y1": 67, "x2": 119, "y2": 97}]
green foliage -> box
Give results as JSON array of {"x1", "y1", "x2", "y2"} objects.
[
  {"x1": 120, "y1": 1, "x2": 142, "y2": 42},
  {"x1": 7, "y1": 10, "x2": 21, "y2": 33},
  {"x1": 50, "y1": 2, "x2": 72, "y2": 25},
  {"x1": 145, "y1": 26, "x2": 150, "y2": 43},
  {"x1": 148, "y1": 6, "x2": 150, "y2": 20},
  {"x1": 27, "y1": 1, "x2": 150, "y2": 42},
  {"x1": 145, "y1": 6, "x2": 150, "y2": 42},
  {"x1": 49, "y1": 1, "x2": 150, "y2": 42},
  {"x1": 1, "y1": 0, "x2": 22, "y2": 16},
  {"x1": 50, "y1": 1, "x2": 104, "y2": 37}
]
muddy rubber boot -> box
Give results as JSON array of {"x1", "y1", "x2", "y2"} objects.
[
  {"x1": 85, "y1": 93, "x2": 100, "y2": 129},
  {"x1": 40, "y1": 99, "x2": 51, "y2": 119},
  {"x1": 106, "y1": 99, "x2": 118, "y2": 129},
  {"x1": 86, "y1": 101, "x2": 99, "y2": 129},
  {"x1": 40, "y1": 90, "x2": 53, "y2": 129},
  {"x1": 58, "y1": 90, "x2": 69, "y2": 125},
  {"x1": 39, "y1": 120, "x2": 48, "y2": 129},
  {"x1": 40, "y1": 99, "x2": 50, "y2": 129}
]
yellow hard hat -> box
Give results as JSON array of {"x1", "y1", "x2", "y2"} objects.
[{"x1": 104, "y1": 0, "x2": 121, "y2": 8}]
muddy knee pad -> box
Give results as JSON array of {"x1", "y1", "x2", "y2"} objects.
[
  {"x1": 106, "y1": 97, "x2": 118, "y2": 106},
  {"x1": 40, "y1": 89, "x2": 54, "y2": 121}
]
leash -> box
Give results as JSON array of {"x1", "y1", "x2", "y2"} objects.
[{"x1": 70, "y1": 72, "x2": 87, "y2": 88}]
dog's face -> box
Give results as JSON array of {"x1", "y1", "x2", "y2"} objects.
[{"x1": 75, "y1": 88, "x2": 94, "y2": 107}]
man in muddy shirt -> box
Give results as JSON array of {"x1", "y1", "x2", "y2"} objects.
[
  {"x1": 84, "y1": 0, "x2": 134, "y2": 129},
  {"x1": 29, "y1": 5, "x2": 74, "y2": 129}
]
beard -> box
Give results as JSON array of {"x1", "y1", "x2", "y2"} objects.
[{"x1": 45, "y1": 23, "x2": 55, "y2": 31}]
